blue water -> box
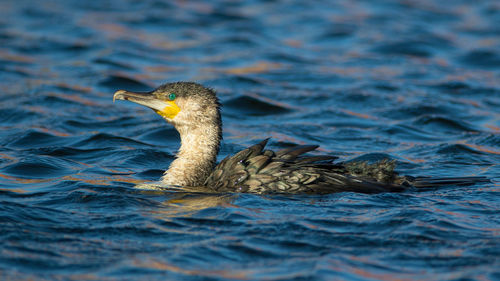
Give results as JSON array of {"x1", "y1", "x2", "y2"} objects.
[{"x1": 1, "y1": 0, "x2": 499, "y2": 280}]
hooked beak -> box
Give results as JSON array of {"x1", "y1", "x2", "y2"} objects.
[{"x1": 113, "y1": 90, "x2": 180, "y2": 120}]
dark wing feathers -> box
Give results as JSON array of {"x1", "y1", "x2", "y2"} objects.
[
  {"x1": 227, "y1": 138, "x2": 269, "y2": 164},
  {"x1": 205, "y1": 139, "x2": 406, "y2": 194},
  {"x1": 246, "y1": 155, "x2": 272, "y2": 174},
  {"x1": 205, "y1": 139, "x2": 489, "y2": 194},
  {"x1": 204, "y1": 139, "x2": 269, "y2": 192},
  {"x1": 295, "y1": 155, "x2": 338, "y2": 164},
  {"x1": 276, "y1": 145, "x2": 319, "y2": 160}
]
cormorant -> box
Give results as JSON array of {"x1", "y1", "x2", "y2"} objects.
[{"x1": 113, "y1": 82, "x2": 489, "y2": 194}]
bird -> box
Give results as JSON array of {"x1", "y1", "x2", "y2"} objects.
[{"x1": 113, "y1": 82, "x2": 489, "y2": 194}]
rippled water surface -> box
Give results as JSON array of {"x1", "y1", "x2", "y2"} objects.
[{"x1": 1, "y1": 0, "x2": 499, "y2": 280}]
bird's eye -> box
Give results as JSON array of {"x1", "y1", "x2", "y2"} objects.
[{"x1": 168, "y1": 93, "x2": 176, "y2": 101}]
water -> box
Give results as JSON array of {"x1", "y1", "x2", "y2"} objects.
[{"x1": 1, "y1": 0, "x2": 499, "y2": 280}]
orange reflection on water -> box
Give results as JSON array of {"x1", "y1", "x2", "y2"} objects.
[
  {"x1": 133, "y1": 258, "x2": 251, "y2": 280},
  {"x1": 47, "y1": 93, "x2": 96, "y2": 108},
  {"x1": 340, "y1": 109, "x2": 378, "y2": 120},
  {"x1": 326, "y1": 255, "x2": 421, "y2": 281},
  {"x1": 0, "y1": 173, "x2": 53, "y2": 185},
  {"x1": 62, "y1": 174, "x2": 142, "y2": 186},
  {"x1": 33, "y1": 127, "x2": 71, "y2": 137},
  {"x1": 0, "y1": 49, "x2": 35, "y2": 63},
  {"x1": 284, "y1": 39, "x2": 303, "y2": 47},
  {"x1": 485, "y1": 124, "x2": 500, "y2": 132},
  {"x1": 0, "y1": 171, "x2": 142, "y2": 190},
  {"x1": 225, "y1": 62, "x2": 281, "y2": 75},
  {"x1": 0, "y1": 153, "x2": 16, "y2": 162},
  {"x1": 145, "y1": 65, "x2": 184, "y2": 73},
  {"x1": 55, "y1": 82, "x2": 92, "y2": 93},
  {"x1": 459, "y1": 141, "x2": 500, "y2": 155}
]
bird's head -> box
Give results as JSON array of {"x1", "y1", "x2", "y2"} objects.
[{"x1": 113, "y1": 82, "x2": 221, "y2": 129}]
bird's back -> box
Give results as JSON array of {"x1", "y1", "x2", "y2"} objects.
[{"x1": 204, "y1": 139, "x2": 407, "y2": 194}]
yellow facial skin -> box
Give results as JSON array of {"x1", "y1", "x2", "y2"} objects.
[{"x1": 155, "y1": 100, "x2": 181, "y2": 120}]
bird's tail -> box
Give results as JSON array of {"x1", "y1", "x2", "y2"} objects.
[{"x1": 410, "y1": 176, "x2": 491, "y2": 188}]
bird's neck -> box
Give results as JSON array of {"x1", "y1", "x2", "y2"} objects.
[{"x1": 161, "y1": 123, "x2": 221, "y2": 187}]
